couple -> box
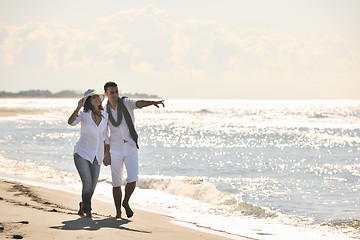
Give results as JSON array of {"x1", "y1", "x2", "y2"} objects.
[{"x1": 68, "y1": 81, "x2": 164, "y2": 219}]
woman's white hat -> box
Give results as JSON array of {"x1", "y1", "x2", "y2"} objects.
[{"x1": 83, "y1": 89, "x2": 105, "y2": 106}]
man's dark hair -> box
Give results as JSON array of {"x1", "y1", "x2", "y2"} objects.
[{"x1": 104, "y1": 81, "x2": 117, "y2": 93}]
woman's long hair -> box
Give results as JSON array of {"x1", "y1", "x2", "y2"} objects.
[{"x1": 84, "y1": 96, "x2": 104, "y2": 118}]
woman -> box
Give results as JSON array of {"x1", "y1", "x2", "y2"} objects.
[{"x1": 68, "y1": 89, "x2": 109, "y2": 218}]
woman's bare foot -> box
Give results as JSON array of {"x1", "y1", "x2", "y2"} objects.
[{"x1": 78, "y1": 202, "x2": 84, "y2": 216}]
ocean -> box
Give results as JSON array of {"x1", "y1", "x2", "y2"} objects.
[{"x1": 0, "y1": 98, "x2": 359, "y2": 239}]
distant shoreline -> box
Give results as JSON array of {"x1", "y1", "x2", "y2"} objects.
[
  {"x1": 0, "y1": 109, "x2": 46, "y2": 118},
  {"x1": 0, "y1": 90, "x2": 160, "y2": 99}
]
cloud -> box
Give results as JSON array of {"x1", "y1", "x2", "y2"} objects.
[
  {"x1": 0, "y1": 22, "x2": 25, "y2": 67},
  {"x1": 97, "y1": 5, "x2": 173, "y2": 71},
  {"x1": 0, "y1": 4, "x2": 359, "y2": 98}
]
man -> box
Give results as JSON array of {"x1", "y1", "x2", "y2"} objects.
[{"x1": 103, "y1": 81, "x2": 164, "y2": 218}]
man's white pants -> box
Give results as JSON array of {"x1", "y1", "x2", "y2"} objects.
[{"x1": 110, "y1": 143, "x2": 138, "y2": 187}]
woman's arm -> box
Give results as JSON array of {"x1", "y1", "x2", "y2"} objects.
[{"x1": 67, "y1": 98, "x2": 84, "y2": 125}]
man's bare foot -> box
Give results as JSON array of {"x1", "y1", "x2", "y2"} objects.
[
  {"x1": 122, "y1": 202, "x2": 134, "y2": 218},
  {"x1": 115, "y1": 211, "x2": 122, "y2": 218},
  {"x1": 85, "y1": 212, "x2": 92, "y2": 219}
]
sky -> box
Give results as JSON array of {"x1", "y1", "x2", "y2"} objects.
[{"x1": 0, "y1": 0, "x2": 359, "y2": 99}]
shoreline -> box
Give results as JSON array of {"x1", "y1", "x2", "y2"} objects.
[
  {"x1": 0, "y1": 109, "x2": 46, "y2": 118},
  {"x1": 0, "y1": 177, "x2": 248, "y2": 240}
]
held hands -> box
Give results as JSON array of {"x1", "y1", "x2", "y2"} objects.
[{"x1": 103, "y1": 152, "x2": 111, "y2": 166}]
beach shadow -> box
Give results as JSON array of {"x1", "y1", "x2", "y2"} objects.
[{"x1": 50, "y1": 217, "x2": 151, "y2": 234}]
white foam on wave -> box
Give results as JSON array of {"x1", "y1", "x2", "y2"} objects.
[
  {"x1": 132, "y1": 176, "x2": 356, "y2": 240},
  {"x1": 138, "y1": 175, "x2": 228, "y2": 204},
  {"x1": 0, "y1": 153, "x2": 78, "y2": 184},
  {"x1": 137, "y1": 175, "x2": 277, "y2": 219}
]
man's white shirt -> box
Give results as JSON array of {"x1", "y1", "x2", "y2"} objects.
[{"x1": 107, "y1": 98, "x2": 139, "y2": 149}]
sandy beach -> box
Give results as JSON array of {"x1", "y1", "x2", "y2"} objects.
[{"x1": 0, "y1": 178, "x2": 250, "y2": 240}]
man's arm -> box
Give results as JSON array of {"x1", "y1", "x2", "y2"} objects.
[{"x1": 136, "y1": 100, "x2": 165, "y2": 108}]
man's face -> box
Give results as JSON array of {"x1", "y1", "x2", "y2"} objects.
[{"x1": 105, "y1": 86, "x2": 119, "y2": 103}]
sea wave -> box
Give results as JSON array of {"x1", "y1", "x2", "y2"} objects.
[
  {"x1": 138, "y1": 175, "x2": 281, "y2": 219},
  {"x1": 0, "y1": 154, "x2": 358, "y2": 239},
  {"x1": 197, "y1": 109, "x2": 213, "y2": 114},
  {"x1": 0, "y1": 153, "x2": 78, "y2": 184},
  {"x1": 136, "y1": 175, "x2": 359, "y2": 239},
  {"x1": 0, "y1": 153, "x2": 279, "y2": 220}
]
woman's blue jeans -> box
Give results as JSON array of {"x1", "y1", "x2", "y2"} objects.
[{"x1": 74, "y1": 153, "x2": 100, "y2": 213}]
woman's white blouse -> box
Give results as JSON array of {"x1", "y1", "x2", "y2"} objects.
[{"x1": 71, "y1": 110, "x2": 109, "y2": 164}]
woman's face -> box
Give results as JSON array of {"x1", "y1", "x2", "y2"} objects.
[{"x1": 90, "y1": 95, "x2": 101, "y2": 108}]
